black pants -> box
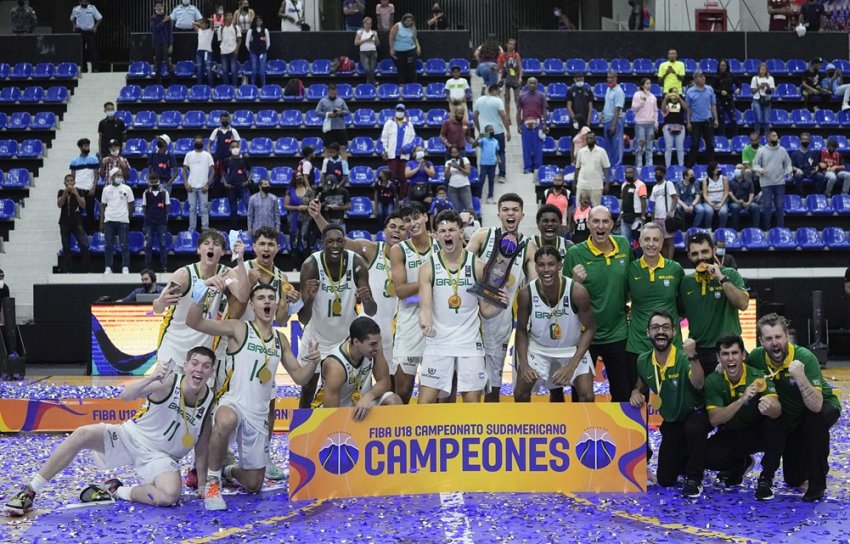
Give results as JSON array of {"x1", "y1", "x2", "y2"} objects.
[
  {"x1": 782, "y1": 403, "x2": 840, "y2": 494},
  {"x1": 686, "y1": 120, "x2": 714, "y2": 168},
  {"x1": 803, "y1": 89, "x2": 831, "y2": 110},
  {"x1": 591, "y1": 339, "x2": 630, "y2": 402},
  {"x1": 705, "y1": 415, "x2": 786, "y2": 479},
  {"x1": 657, "y1": 409, "x2": 712, "y2": 486},
  {"x1": 77, "y1": 189, "x2": 98, "y2": 234},
  {"x1": 395, "y1": 49, "x2": 417, "y2": 84},
  {"x1": 79, "y1": 30, "x2": 98, "y2": 71},
  {"x1": 715, "y1": 96, "x2": 737, "y2": 138},
  {"x1": 153, "y1": 44, "x2": 171, "y2": 83},
  {"x1": 60, "y1": 223, "x2": 91, "y2": 273},
  {"x1": 695, "y1": 347, "x2": 719, "y2": 377}
]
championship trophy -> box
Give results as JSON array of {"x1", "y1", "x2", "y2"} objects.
[{"x1": 469, "y1": 229, "x2": 523, "y2": 309}]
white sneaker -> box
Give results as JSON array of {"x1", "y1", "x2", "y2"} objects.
[
  {"x1": 486, "y1": 197, "x2": 497, "y2": 204},
  {"x1": 497, "y1": 176, "x2": 507, "y2": 184},
  {"x1": 122, "y1": 267, "x2": 129, "y2": 274},
  {"x1": 103, "y1": 269, "x2": 111, "y2": 275},
  {"x1": 842, "y1": 103, "x2": 850, "y2": 111},
  {"x1": 203, "y1": 479, "x2": 226, "y2": 511}
]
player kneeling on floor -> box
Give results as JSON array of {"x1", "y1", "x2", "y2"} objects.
[
  {"x1": 4, "y1": 348, "x2": 216, "y2": 515},
  {"x1": 312, "y1": 316, "x2": 402, "y2": 418}
]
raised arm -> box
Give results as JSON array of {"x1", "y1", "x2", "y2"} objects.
[
  {"x1": 278, "y1": 332, "x2": 320, "y2": 385},
  {"x1": 152, "y1": 267, "x2": 190, "y2": 314},
  {"x1": 354, "y1": 253, "x2": 377, "y2": 316},
  {"x1": 185, "y1": 280, "x2": 243, "y2": 339},
  {"x1": 118, "y1": 361, "x2": 175, "y2": 401},
  {"x1": 298, "y1": 255, "x2": 320, "y2": 324}
]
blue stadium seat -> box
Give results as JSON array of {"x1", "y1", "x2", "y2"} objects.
[
  {"x1": 17, "y1": 139, "x2": 42, "y2": 158},
  {"x1": 287, "y1": 59, "x2": 309, "y2": 76},
  {"x1": 426, "y1": 136, "x2": 446, "y2": 155},
  {"x1": 55, "y1": 62, "x2": 77, "y2": 79},
  {"x1": 130, "y1": 110, "x2": 155, "y2": 129},
  {"x1": 469, "y1": 197, "x2": 481, "y2": 216},
  {"x1": 0, "y1": 112, "x2": 8, "y2": 129},
  {"x1": 18, "y1": 86, "x2": 41, "y2": 103},
  {"x1": 10, "y1": 62, "x2": 32, "y2": 80},
  {"x1": 425, "y1": 58, "x2": 447, "y2": 75},
  {"x1": 4, "y1": 168, "x2": 29, "y2": 188},
  {"x1": 0, "y1": 139, "x2": 17, "y2": 157},
  {"x1": 699, "y1": 58, "x2": 718, "y2": 74},
  {"x1": 816, "y1": 110, "x2": 838, "y2": 127},
  {"x1": 767, "y1": 227, "x2": 796, "y2": 249},
  {"x1": 211, "y1": 84, "x2": 233, "y2": 101},
  {"x1": 173, "y1": 231, "x2": 199, "y2": 253},
  {"x1": 85, "y1": 231, "x2": 107, "y2": 254},
  {"x1": 775, "y1": 83, "x2": 800, "y2": 100},
  {"x1": 713, "y1": 135, "x2": 730, "y2": 153},
  {"x1": 208, "y1": 198, "x2": 230, "y2": 218},
  {"x1": 833, "y1": 194, "x2": 850, "y2": 214},
  {"x1": 739, "y1": 227, "x2": 767, "y2": 250},
  {"x1": 354, "y1": 83, "x2": 377, "y2": 100},
  {"x1": 232, "y1": 109, "x2": 254, "y2": 128},
  {"x1": 610, "y1": 58, "x2": 631, "y2": 74},
  {"x1": 796, "y1": 227, "x2": 824, "y2": 249},
  {"x1": 588, "y1": 58, "x2": 608, "y2": 74},
  {"x1": 304, "y1": 110, "x2": 323, "y2": 127},
  {"x1": 118, "y1": 85, "x2": 141, "y2": 102},
  {"x1": 806, "y1": 194, "x2": 833, "y2": 215},
  {"x1": 628, "y1": 58, "x2": 651, "y2": 75},
  {"x1": 770, "y1": 109, "x2": 791, "y2": 127},
  {"x1": 349, "y1": 136, "x2": 375, "y2": 156},
  {"x1": 537, "y1": 165, "x2": 560, "y2": 184},
  {"x1": 402, "y1": 83, "x2": 423, "y2": 100},
  {"x1": 786, "y1": 59, "x2": 807, "y2": 75},
  {"x1": 140, "y1": 84, "x2": 164, "y2": 102},
  {"x1": 123, "y1": 138, "x2": 147, "y2": 157},
  {"x1": 249, "y1": 137, "x2": 273, "y2": 156},
  {"x1": 547, "y1": 82, "x2": 568, "y2": 100},
  {"x1": 43, "y1": 86, "x2": 67, "y2": 103},
  {"x1": 377, "y1": 83, "x2": 399, "y2": 100},
  {"x1": 448, "y1": 58, "x2": 469, "y2": 74},
  {"x1": 592, "y1": 82, "x2": 607, "y2": 100},
  {"x1": 521, "y1": 58, "x2": 542, "y2": 75},
  {"x1": 188, "y1": 84, "x2": 210, "y2": 101},
  {"x1": 172, "y1": 60, "x2": 194, "y2": 77},
  {"x1": 542, "y1": 136, "x2": 557, "y2": 155},
  {"x1": 791, "y1": 109, "x2": 814, "y2": 127},
  {"x1": 779, "y1": 135, "x2": 800, "y2": 152},
  {"x1": 250, "y1": 166, "x2": 268, "y2": 185},
  {"x1": 831, "y1": 59, "x2": 850, "y2": 73},
  {"x1": 681, "y1": 58, "x2": 697, "y2": 74},
  {"x1": 784, "y1": 194, "x2": 805, "y2": 215},
  {"x1": 731, "y1": 135, "x2": 749, "y2": 153},
  {"x1": 543, "y1": 58, "x2": 565, "y2": 75},
  {"x1": 270, "y1": 166, "x2": 293, "y2": 186},
  {"x1": 550, "y1": 108, "x2": 570, "y2": 127},
  {"x1": 128, "y1": 61, "x2": 150, "y2": 79},
  {"x1": 765, "y1": 58, "x2": 787, "y2": 75},
  {"x1": 809, "y1": 134, "x2": 825, "y2": 151},
  {"x1": 348, "y1": 196, "x2": 373, "y2": 218},
  {"x1": 407, "y1": 108, "x2": 425, "y2": 126},
  {"x1": 255, "y1": 109, "x2": 280, "y2": 128},
  {"x1": 377, "y1": 108, "x2": 394, "y2": 126},
  {"x1": 162, "y1": 84, "x2": 186, "y2": 102},
  {"x1": 0, "y1": 87, "x2": 20, "y2": 103},
  {"x1": 181, "y1": 110, "x2": 205, "y2": 129},
  {"x1": 7, "y1": 112, "x2": 29, "y2": 129},
  {"x1": 348, "y1": 166, "x2": 374, "y2": 186},
  {"x1": 350, "y1": 108, "x2": 375, "y2": 128},
  {"x1": 32, "y1": 63, "x2": 54, "y2": 80},
  {"x1": 311, "y1": 59, "x2": 331, "y2": 75},
  {"x1": 173, "y1": 138, "x2": 193, "y2": 156},
  {"x1": 166, "y1": 198, "x2": 182, "y2": 219},
  {"x1": 333, "y1": 83, "x2": 352, "y2": 100},
  {"x1": 557, "y1": 137, "x2": 571, "y2": 155},
  {"x1": 0, "y1": 197, "x2": 14, "y2": 219},
  {"x1": 830, "y1": 134, "x2": 850, "y2": 151},
  {"x1": 838, "y1": 109, "x2": 850, "y2": 127},
  {"x1": 742, "y1": 58, "x2": 761, "y2": 75},
  {"x1": 426, "y1": 108, "x2": 448, "y2": 127},
  {"x1": 347, "y1": 230, "x2": 372, "y2": 241},
  {"x1": 823, "y1": 227, "x2": 850, "y2": 248},
  {"x1": 236, "y1": 84, "x2": 258, "y2": 101},
  {"x1": 377, "y1": 58, "x2": 396, "y2": 75},
  {"x1": 714, "y1": 228, "x2": 741, "y2": 249},
  {"x1": 621, "y1": 82, "x2": 638, "y2": 99},
  {"x1": 274, "y1": 137, "x2": 299, "y2": 156},
  {"x1": 601, "y1": 195, "x2": 620, "y2": 216},
  {"x1": 566, "y1": 58, "x2": 587, "y2": 75},
  {"x1": 265, "y1": 59, "x2": 286, "y2": 76},
  {"x1": 722, "y1": 58, "x2": 742, "y2": 75},
  {"x1": 258, "y1": 84, "x2": 282, "y2": 101},
  {"x1": 302, "y1": 137, "x2": 323, "y2": 155},
  {"x1": 127, "y1": 231, "x2": 145, "y2": 253},
  {"x1": 131, "y1": 197, "x2": 145, "y2": 219}
]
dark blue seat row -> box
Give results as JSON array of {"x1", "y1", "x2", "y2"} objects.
[
  {"x1": 522, "y1": 57, "x2": 850, "y2": 77},
  {"x1": 0, "y1": 111, "x2": 57, "y2": 130},
  {"x1": 0, "y1": 86, "x2": 69, "y2": 104},
  {"x1": 0, "y1": 139, "x2": 44, "y2": 158},
  {"x1": 1, "y1": 62, "x2": 78, "y2": 81}
]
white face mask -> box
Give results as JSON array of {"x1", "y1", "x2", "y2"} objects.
[
  {"x1": 0, "y1": 280, "x2": 5, "y2": 289},
  {"x1": 395, "y1": 111, "x2": 405, "y2": 119},
  {"x1": 182, "y1": 0, "x2": 190, "y2": 5},
  {"x1": 113, "y1": 177, "x2": 123, "y2": 185},
  {"x1": 716, "y1": 248, "x2": 726, "y2": 257},
  {"x1": 415, "y1": 151, "x2": 425, "y2": 160},
  {"x1": 105, "y1": 110, "x2": 115, "y2": 117},
  {"x1": 110, "y1": 149, "x2": 120, "y2": 157},
  {"x1": 230, "y1": 148, "x2": 240, "y2": 156}
]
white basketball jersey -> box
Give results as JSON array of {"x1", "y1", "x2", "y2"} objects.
[
  {"x1": 124, "y1": 374, "x2": 214, "y2": 459},
  {"x1": 479, "y1": 228, "x2": 528, "y2": 349},
  {"x1": 240, "y1": 259, "x2": 287, "y2": 322},
  {"x1": 311, "y1": 341, "x2": 374, "y2": 408},
  {"x1": 393, "y1": 238, "x2": 441, "y2": 357},
  {"x1": 219, "y1": 322, "x2": 282, "y2": 425},
  {"x1": 302, "y1": 250, "x2": 358, "y2": 353},
  {"x1": 424, "y1": 250, "x2": 483, "y2": 357},
  {"x1": 534, "y1": 235, "x2": 568, "y2": 260},
  {"x1": 157, "y1": 264, "x2": 228, "y2": 368},
  {"x1": 358, "y1": 242, "x2": 397, "y2": 360},
  {"x1": 526, "y1": 276, "x2": 582, "y2": 357}
]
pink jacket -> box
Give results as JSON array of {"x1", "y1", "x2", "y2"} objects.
[
  {"x1": 572, "y1": 126, "x2": 592, "y2": 159},
  {"x1": 631, "y1": 90, "x2": 658, "y2": 127}
]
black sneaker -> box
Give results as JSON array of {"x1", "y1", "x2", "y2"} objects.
[
  {"x1": 682, "y1": 479, "x2": 703, "y2": 498},
  {"x1": 79, "y1": 484, "x2": 115, "y2": 503},
  {"x1": 103, "y1": 478, "x2": 123, "y2": 496},
  {"x1": 802, "y1": 487, "x2": 825, "y2": 502},
  {"x1": 755, "y1": 477, "x2": 774, "y2": 501},
  {"x1": 4, "y1": 487, "x2": 35, "y2": 516},
  {"x1": 716, "y1": 471, "x2": 730, "y2": 486}
]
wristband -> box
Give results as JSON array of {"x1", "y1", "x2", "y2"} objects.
[
  {"x1": 719, "y1": 276, "x2": 730, "y2": 285},
  {"x1": 192, "y1": 282, "x2": 211, "y2": 304},
  {"x1": 288, "y1": 299, "x2": 305, "y2": 315}
]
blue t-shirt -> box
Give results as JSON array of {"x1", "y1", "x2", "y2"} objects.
[
  {"x1": 685, "y1": 85, "x2": 716, "y2": 122},
  {"x1": 477, "y1": 136, "x2": 499, "y2": 166},
  {"x1": 602, "y1": 85, "x2": 625, "y2": 122}
]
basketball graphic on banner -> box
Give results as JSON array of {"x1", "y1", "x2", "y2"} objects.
[
  {"x1": 576, "y1": 428, "x2": 617, "y2": 470},
  {"x1": 318, "y1": 432, "x2": 359, "y2": 475}
]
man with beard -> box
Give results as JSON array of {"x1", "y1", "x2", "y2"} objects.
[
  {"x1": 514, "y1": 246, "x2": 595, "y2": 403},
  {"x1": 466, "y1": 194, "x2": 537, "y2": 401},
  {"x1": 704, "y1": 333, "x2": 784, "y2": 500},
  {"x1": 564, "y1": 206, "x2": 633, "y2": 401},
  {"x1": 746, "y1": 313, "x2": 841, "y2": 501},
  {"x1": 678, "y1": 231, "x2": 748, "y2": 375},
  {"x1": 630, "y1": 311, "x2": 709, "y2": 498}
]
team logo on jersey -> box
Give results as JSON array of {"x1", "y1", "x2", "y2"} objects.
[
  {"x1": 562, "y1": 295, "x2": 569, "y2": 307},
  {"x1": 479, "y1": 372, "x2": 486, "y2": 380},
  {"x1": 533, "y1": 296, "x2": 540, "y2": 304},
  {"x1": 714, "y1": 291, "x2": 722, "y2": 299},
  {"x1": 476, "y1": 342, "x2": 483, "y2": 351},
  {"x1": 465, "y1": 265, "x2": 472, "y2": 277},
  {"x1": 663, "y1": 279, "x2": 670, "y2": 287},
  {"x1": 427, "y1": 367, "x2": 437, "y2": 375}
]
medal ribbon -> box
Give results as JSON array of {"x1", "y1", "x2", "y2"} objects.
[
  {"x1": 537, "y1": 276, "x2": 562, "y2": 337},
  {"x1": 321, "y1": 251, "x2": 346, "y2": 310},
  {"x1": 179, "y1": 375, "x2": 202, "y2": 446},
  {"x1": 651, "y1": 345, "x2": 678, "y2": 394},
  {"x1": 763, "y1": 343, "x2": 794, "y2": 380}
]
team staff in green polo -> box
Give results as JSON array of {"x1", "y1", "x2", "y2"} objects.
[
  {"x1": 630, "y1": 311, "x2": 710, "y2": 499},
  {"x1": 746, "y1": 313, "x2": 840, "y2": 502},
  {"x1": 678, "y1": 231, "x2": 749, "y2": 375},
  {"x1": 704, "y1": 333, "x2": 784, "y2": 501},
  {"x1": 564, "y1": 206, "x2": 633, "y2": 401}
]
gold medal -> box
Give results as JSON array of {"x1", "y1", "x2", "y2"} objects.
[
  {"x1": 331, "y1": 297, "x2": 342, "y2": 316},
  {"x1": 258, "y1": 366, "x2": 272, "y2": 384},
  {"x1": 384, "y1": 278, "x2": 395, "y2": 298},
  {"x1": 352, "y1": 390, "x2": 362, "y2": 404},
  {"x1": 753, "y1": 378, "x2": 766, "y2": 393},
  {"x1": 695, "y1": 262, "x2": 709, "y2": 273},
  {"x1": 282, "y1": 282, "x2": 295, "y2": 295},
  {"x1": 650, "y1": 395, "x2": 663, "y2": 410},
  {"x1": 181, "y1": 433, "x2": 196, "y2": 448},
  {"x1": 550, "y1": 323, "x2": 562, "y2": 340},
  {"x1": 448, "y1": 293, "x2": 462, "y2": 310},
  {"x1": 506, "y1": 274, "x2": 516, "y2": 288}
]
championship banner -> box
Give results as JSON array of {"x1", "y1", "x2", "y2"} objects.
[{"x1": 288, "y1": 403, "x2": 647, "y2": 501}]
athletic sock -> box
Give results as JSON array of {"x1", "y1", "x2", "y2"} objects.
[
  {"x1": 207, "y1": 469, "x2": 222, "y2": 482},
  {"x1": 114, "y1": 486, "x2": 133, "y2": 501},
  {"x1": 29, "y1": 474, "x2": 48, "y2": 493},
  {"x1": 223, "y1": 465, "x2": 235, "y2": 479}
]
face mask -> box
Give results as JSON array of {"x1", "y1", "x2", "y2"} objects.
[
  {"x1": 751, "y1": 142, "x2": 759, "y2": 149},
  {"x1": 608, "y1": 82, "x2": 616, "y2": 89},
  {"x1": 575, "y1": 79, "x2": 584, "y2": 86},
  {"x1": 110, "y1": 149, "x2": 119, "y2": 157},
  {"x1": 221, "y1": 120, "x2": 229, "y2": 127},
  {"x1": 625, "y1": 175, "x2": 635, "y2": 182},
  {"x1": 395, "y1": 111, "x2": 405, "y2": 119},
  {"x1": 769, "y1": 140, "x2": 778, "y2": 147},
  {"x1": 553, "y1": 185, "x2": 563, "y2": 191},
  {"x1": 487, "y1": 132, "x2": 494, "y2": 138},
  {"x1": 801, "y1": 141, "x2": 810, "y2": 148},
  {"x1": 149, "y1": 184, "x2": 160, "y2": 191},
  {"x1": 256, "y1": 23, "x2": 262, "y2": 30},
  {"x1": 554, "y1": 9, "x2": 562, "y2": 16},
  {"x1": 182, "y1": 0, "x2": 190, "y2": 5},
  {"x1": 105, "y1": 110, "x2": 115, "y2": 117},
  {"x1": 260, "y1": 185, "x2": 269, "y2": 193},
  {"x1": 218, "y1": 8, "x2": 224, "y2": 15},
  {"x1": 437, "y1": 194, "x2": 446, "y2": 200},
  {"x1": 415, "y1": 151, "x2": 425, "y2": 160},
  {"x1": 587, "y1": 141, "x2": 595, "y2": 149},
  {"x1": 716, "y1": 248, "x2": 726, "y2": 257},
  {"x1": 155, "y1": 8, "x2": 164, "y2": 15},
  {"x1": 194, "y1": 141, "x2": 203, "y2": 150},
  {"x1": 231, "y1": 148, "x2": 240, "y2": 156},
  {"x1": 113, "y1": 178, "x2": 123, "y2": 185},
  {"x1": 242, "y1": 6, "x2": 249, "y2": 12}
]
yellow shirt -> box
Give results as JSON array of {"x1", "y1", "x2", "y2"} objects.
[{"x1": 657, "y1": 60, "x2": 685, "y2": 94}]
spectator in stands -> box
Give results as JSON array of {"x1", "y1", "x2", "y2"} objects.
[
  {"x1": 440, "y1": 107, "x2": 474, "y2": 164},
  {"x1": 750, "y1": 62, "x2": 775, "y2": 136},
  {"x1": 474, "y1": 35, "x2": 502, "y2": 93},
  {"x1": 544, "y1": 174, "x2": 570, "y2": 231},
  {"x1": 296, "y1": 145, "x2": 315, "y2": 186},
  {"x1": 727, "y1": 166, "x2": 760, "y2": 229},
  {"x1": 676, "y1": 168, "x2": 702, "y2": 227},
  {"x1": 321, "y1": 142, "x2": 350, "y2": 187},
  {"x1": 355, "y1": 17, "x2": 379, "y2": 85},
  {"x1": 192, "y1": 17, "x2": 214, "y2": 85},
  {"x1": 821, "y1": 63, "x2": 850, "y2": 111},
  {"x1": 100, "y1": 167, "x2": 134, "y2": 275},
  {"x1": 381, "y1": 103, "x2": 416, "y2": 198},
  {"x1": 845, "y1": 267, "x2": 850, "y2": 296},
  {"x1": 714, "y1": 239, "x2": 738, "y2": 269},
  {"x1": 142, "y1": 174, "x2": 170, "y2": 272},
  {"x1": 571, "y1": 122, "x2": 592, "y2": 163},
  {"x1": 736, "y1": 131, "x2": 761, "y2": 186},
  {"x1": 473, "y1": 85, "x2": 510, "y2": 184},
  {"x1": 648, "y1": 165, "x2": 678, "y2": 258},
  {"x1": 98, "y1": 102, "x2": 126, "y2": 158},
  {"x1": 768, "y1": 0, "x2": 793, "y2": 31},
  {"x1": 317, "y1": 174, "x2": 351, "y2": 230},
  {"x1": 70, "y1": 0, "x2": 102, "y2": 73},
  {"x1": 98, "y1": 139, "x2": 130, "y2": 184},
  {"x1": 171, "y1": 0, "x2": 202, "y2": 30},
  {"x1": 444, "y1": 65, "x2": 470, "y2": 118},
  {"x1": 602, "y1": 71, "x2": 626, "y2": 168},
  {"x1": 497, "y1": 39, "x2": 522, "y2": 122},
  {"x1": 405, "y1": 144, "x2": 435, "y2": 204},
  {"x1": 657, "y1": 48, "x2": 685, "y2": 94},
  {"x1": 247, "y1": 177, "x2": 279, "y2": 234},
  {"x1": 477, "y1": 125, "x2": 499, "y2": 204},
  {"x1": 210, "y1": 2, "x2": 225, "y2": 30},
  {"x1": 516, "y1": 77, "x2": 548, "y2": 175},
  {"x1": 223, "y1": 140, "x2": 252, "y2": 229},
  {"x1": 444, "y1": 145, "x2": 473, "y2": 213},
  {"x1": 800, "y1": 0, "x2": 826, "y2": 32},
  {"x1": 426, "y1": 3, "x2": 447, "y2": 30},
  {"x1": 246, "y1": 16, "x2": 269, "y2": 87},
  {"x1": 183, "y1": 135, "x2": 215, "y2": 232},
  {"x1": 752, "y1": 131, "x2": 792, "y2": 230},
  {"x1": 711, "y1": 59, "x2": 740, "y2": 138},
  {"x1": 278, "y1": 0, "x2": 305, "y2": 32},
  {"x1": 11, "y1": 0, "x2": 37, "y2": 34},
  {"x1": 317, "y1": 84, "x2": 351, "y2": 157},
  {"x1": 631, "y1": 77, "x2": 658, "y2": 171},
  {"x1": 553, "y1": 6, "x2": 576, "y2": 29},
  {"x1": 791, "y1": 132, "x2": 824, "y2": 194},
  {"x1": 148, "y1": 135, "x2": 177, "y2": 194},
  {"x1": 801, "y1": 58, "x2": 831, "y2": 111},
  {"x1": 208, "y1": 112, "x2": 240, "y2": 186},
  {"x1": 574, "y1": 132, "x2": 610, "y2": 207},
  {"x1": 119, "y1": 269, "x2": 164, "y2": 302},
  {"x1": 150, "y1": 1, "x2": 173, "y2": 85},
  {"x1": 571, "y1": 192, "x2": 591, "y2": 243},
  {"x1": 619, "y1": 166, "x2": 647, "y2": 244},
  {"x1": 429, "y1": 185, "x2": 453, "y2": 215},
  {"x1": 661, "y1": 88, "x2": 688, "y2": 167},
  {"x1": 374, "y1": 0, "x2": 395, "y2": 57},
  {"x1": 58, "y1": 174, "x2": 91, "y2": 274},
  {"x1": 389, "y1": 13, "x2": 420, "y2": 84},
  {"x1": 821, "y1": 138, "x2": 850, "y2": 197},
  {"x1": 696, "y1": 162, "x2": 729, "y2": 229},
  {"x1": 217, "y1": 12, "x2": 242, "y2": 86},
  {"x1": 285, "y1": 170, "x2": 315, "y2": 262},
  {"x1": 343, "y1": 0, "x2": 365, "y2": 31},
  {"x1": 235, "y1": 0, "x2": 254, "y2": 36},
  {"x1": 566, "y1": 75, "x2": 594, "y2": 137},
  {"x1": 373, "y1": 170, "x2": 398, "y2": 222},
  {"x1": 685, "y1": 71, "x2": 717, "y2": 168},
  {"x1": 628, "y1": 0, "x2": 644, "y2": 30},
  {"x1": 70, "y1": 138, "x2": 100, "y2": 234}
]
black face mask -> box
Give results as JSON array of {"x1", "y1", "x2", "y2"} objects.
[
  {"x1": 751, "y1": 143, "x2": 759, "y2": 149},
  {"x1": 221, "y1": 120, "x2": 230, "y2": 127},
  {"x1": 194, "y1": 141, "x2": 203, "y2": 150},
  {"x1": 801, "y1": 141, "x2": 810, "y2": 148},
  {"x1": 625, "y1": 175, "x2": 635, "y2": 182}
]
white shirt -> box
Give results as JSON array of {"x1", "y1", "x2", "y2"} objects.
[
  {"x1": 357, "y1": 29, "x2": 377, "y2": 52},
  {"x1": 217, "y1": 24, "x2": 242, "y2": 55},
  {"x1": 445, "y1": 157, "x2": 471, "y2": 188},
  {"x1": 280, "y1": 0, "x2": 302, "y2": 32},
  {"x1": 183, "y1": 150, "x2": 215, "y2": 189},
  {"x1": 575, "y1": 145, "x2": 611, "y2": 191},
  {"x1": 197, "y1": 28, "x2": 214, "y2": 52},
  {"x1": 650, "y1": 180, "x2": 677, "y2": 218},
  {"x1": 750, "y1": 75, "x2": 775, "y2": 100},
  {"x1": 101, "y1": 183, "x2": 134, "y2": 223},
  {"x1": 444, "y1": 77, "x2": 469, "y2": 102}
]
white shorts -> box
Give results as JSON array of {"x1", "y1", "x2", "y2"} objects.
[
  {"x1": 484, "y1": 344, "x2": 509, "y2": 388},
  {"x1": 389, "y1": 355, "x2": 421, "y2": 376},
  {"x1": 419, "y1": 355, "x2": 486, "y2": 396},
  {"x1": 522, "y1": 351, "x2": 595, "y2": 390},
  {"x1": 298, "y1": 328, "x2": 341, "y2": 374},
  {"x1": 215, "y1": 401, "x2": 269, "y2": 471},
  {"x1": 92, "y1": 424, "x2": 179, "y2": 484}
]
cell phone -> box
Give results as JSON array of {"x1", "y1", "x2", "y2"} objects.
[{"x1": 168, "y1": 281, "x2": 182, "y2": 295}]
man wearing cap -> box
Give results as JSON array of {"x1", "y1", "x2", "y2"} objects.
[
  {"x1": 98, "y1": 102, "x2": 126, "y2": 158},
  {"x1": 99, "y1": 139, "x2": 130, "y2": 185},
  {"x1": 801, "y1": 58, "x2": 831, "y2": 111},
  {"x1": 100, "y1": 168, "x2": 134, "y2": 274},
  {"x1": 516, "y1": 77, "x2": 548, "y2": 175},
  {"x1": 380, "y1": 103, "x2": 417, "y2": 199},
  {"x1": 820, "y1": 63, "x2": 850, "y2": 112},
  {"x1": 148, "y1": 135, "x2": 178, "y2": 194}
]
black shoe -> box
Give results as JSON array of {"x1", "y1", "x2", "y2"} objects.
[
  {"x1": 716, "y1": 471, "x2": 730, "y2": 485},
  {"x1": 755, "y1": 477, "x2": 774, "y2": 501},
  {"x1": 682, "y1": 479, "x2": 703, "y2": 498},
  {"x1": 802, "y1": 487, "x2": 825, "y2": 502},
  {"x1": 79, "y1": 484, "x2": 115, "y2": 503},
  {"x1": 103, "y1": 478, "x2": 123, "y2": 495},
  {"x1": 724, "y1": 472, "x2": 744, "y2": 487}
]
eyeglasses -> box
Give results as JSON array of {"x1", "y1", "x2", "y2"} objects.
[{"x1": 648, "y1": 324, "x2": 673, "y2": 332}]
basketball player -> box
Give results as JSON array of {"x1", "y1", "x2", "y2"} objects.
[
  {"x1": 514, "y1": 246, "x2": 596, "y2": 402},
  {"x1": 308, "y1": 202, "x2": 407, "y2": 365},
  {"x1": 312, "y1": 316, "x2": 402, "y2": 418},
  {"x1": 4, "y1": 348, "x2": 216, "y2": 515},
  {"x1": 419, "y1": 210, "x2": 507, "y2": 403},
  {"x1": 186, "y1": 282, "x2": 321, "y2": 511},
  {"x1": 153, "y1": 229, "x2": 248, "y2": 369},
  {"x1": 298, "y1": 224, "x2": 376, "y2": 409},
  {"x1": 466, "y1": 193, "x2": 537, "y2": 401},
  {"x1": 390, "y1": 202, "x2": 441, "y2": 404}
]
